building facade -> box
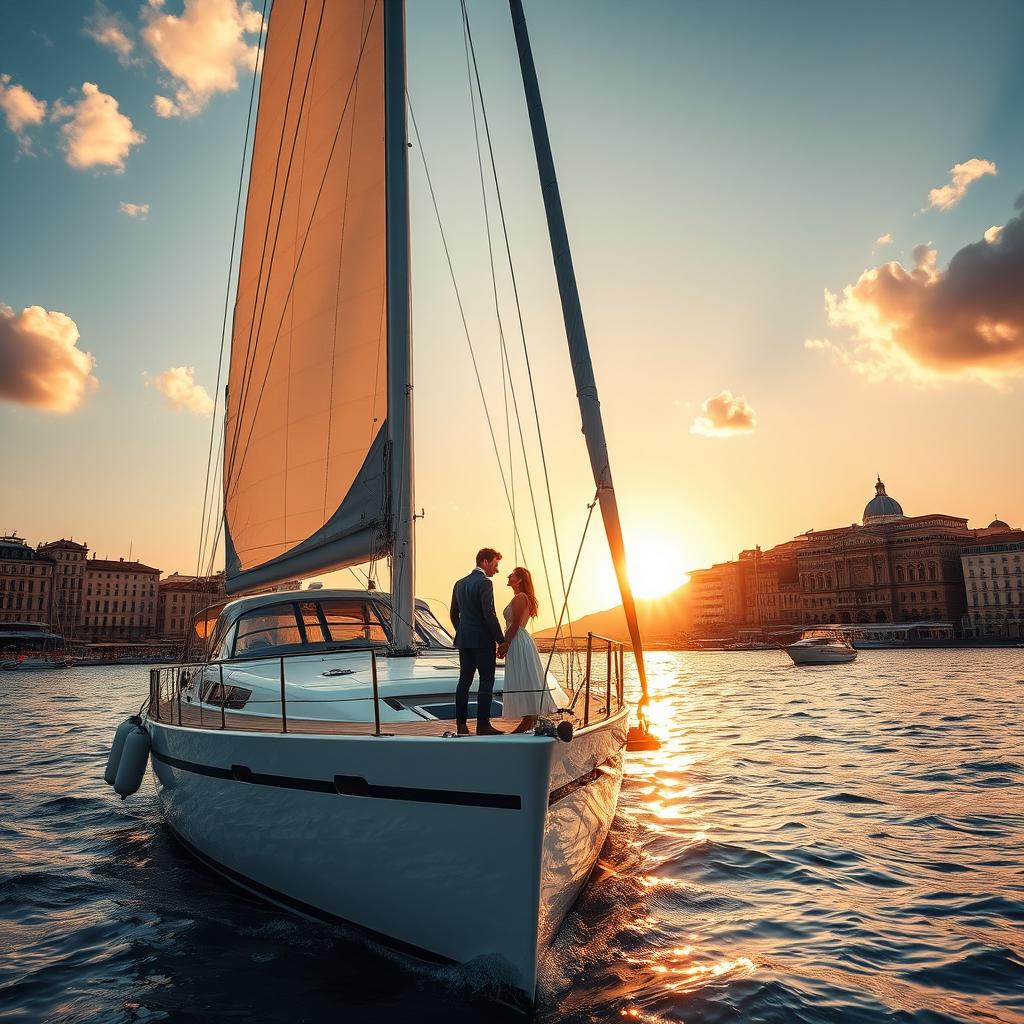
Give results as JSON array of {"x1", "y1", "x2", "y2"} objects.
[
  {"x1": 36, "y1": 539, "x2": 88, "y2": 638},
  {"x1": 158, "y1": 572, "x2": 228, "y2": 642},
  {"x1": 0, "y1": 535, "x2": 54, "y2": 625},
  {"x1": 82, "y1": 557, "x2": 161, "y2": 641},
  {"x1": 961, "y1": 530, "x2": 1024, "y2": 637},
  {"x1": 689, "y1": 479, "x2": 1019, "y2": 636}
]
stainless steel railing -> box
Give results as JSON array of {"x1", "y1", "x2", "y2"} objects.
[
  {"x1": 148, "y1": 633, "x2": 627, "y2": 734},
  {"x1": 148, "y1": 646, "x2": 385, "y2": 735}
]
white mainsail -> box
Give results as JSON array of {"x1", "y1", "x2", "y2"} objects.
[{"x1": 224, "y1": 0, "x2": 388, "y2": 594}]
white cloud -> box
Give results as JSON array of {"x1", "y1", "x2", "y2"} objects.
[
  {"x1": 119, "y1": 201, "x2": 150, "y2": 218},
  {"x1": 83, "y1": 2, "x2": 137, "y2": 64},
  {"x1": 52, "y1": 82, "x2": 144, "y2": 172},
  {"x1": 0, "y1": 73, "x2": 47, "y2": 153},
  {"x1": 142, "y1": 0, "x2": 264, "y2": 118},
  {"x1": 0, "y1": 304, "x2": 98, "y2": 412},
  {"x1": 926, "y1": 158, "x2": 997, "y2": 211},
  {"x1": 690, "y1": 390, "x2": 757, "y2": 438},
  {"x1": 145, "y1": 365, "x2": 214, "y2": 415},
  {"x1": 807, "y1": 200, "x2": 1024, "y2": 385},
  {"x1": 876, "y1": 233, "x2": 893, "y2": 247}
]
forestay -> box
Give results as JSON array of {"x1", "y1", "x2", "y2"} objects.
[{"x1": 224, "y1": 0, "x2": 388, "y2": 594}]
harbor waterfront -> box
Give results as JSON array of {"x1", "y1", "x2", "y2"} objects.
[{"x1": 2, "y1": 651, "x2": 1022, "y2": 1023}]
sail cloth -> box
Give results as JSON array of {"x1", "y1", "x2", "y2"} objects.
[{"x1": 224, "y1": 0, "x2": 388, "y2": 594}]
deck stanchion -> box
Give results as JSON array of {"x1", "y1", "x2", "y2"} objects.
[
  {"x1": 606, "y1": 641, "x2": 612, "y2": 719},
  {"x1": 219, "y1": 663, "x2": 226, "y2": 730},
  {"x1": 176, "y1": 667, "x2": 182, "y2": 725},
  {"x1": 371, "y1": 651, "x2": 382, "y2": 736},
  {"x1": 149, "y1": 669, "x2": 158, "y2": 720},
  {"x1": 584, "y1": 633, "x2": 593, "y2": 726},
  {"x1": 280, "y1": 657, "x2": 288, "y2": 733}
]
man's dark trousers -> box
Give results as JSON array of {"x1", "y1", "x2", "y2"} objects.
[{"x1": 456, "y1": 646, "x2": 496, "y2": 728}]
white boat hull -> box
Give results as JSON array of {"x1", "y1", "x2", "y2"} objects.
[
  {"x1": 785, "y1": 644, "x2": 857, "y2": 664},
  {"x1": 148, "y1": 708, "x2": 627, "y2": 1002}
]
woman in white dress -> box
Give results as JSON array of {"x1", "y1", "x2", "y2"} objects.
[{"x1": 499, "y1": 566, "x2": 561, "y2": 734}]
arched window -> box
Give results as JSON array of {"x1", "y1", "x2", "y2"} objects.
[
  {"x1": 896, "y1": 566, "x2": 905, "y2": 583},
  {"x1": 932, "y1": 608, "x2": 940, "y2": 620},
  {"x1": 876, "y1": 610, "x2": 887, "y2": 623},
  {"x1": 826, "y1": 573, "x2": 833, "y2": 589},
  {"x1": 928, "y1": 563, "x2": 937, "y2": 580},
  {"x1": 908, "y1": 566, "x2": 916, "y2": 581},
  {"x1": 817, "y1": 573, "x2": 825, "y2": 590}
]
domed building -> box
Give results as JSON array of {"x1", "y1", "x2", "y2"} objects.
[
  {"x1": 863, "y1": 477, "x2": 905, "y2": 525},
  {"x1": 987, "y1": 518, "x2": 1009, "y2": 530}
]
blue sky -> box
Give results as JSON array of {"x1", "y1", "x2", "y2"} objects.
[{"x1": 2, "y1": 0, "x2": 1022, "y2": 616}]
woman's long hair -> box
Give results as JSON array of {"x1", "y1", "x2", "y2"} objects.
[{"x1": 514, "y1": 566, "x2": 540, "y2": 619}]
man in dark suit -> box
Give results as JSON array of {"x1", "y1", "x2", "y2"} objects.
[{"x1": 450, "y1": 547, "x2": 506, "y2": 736}]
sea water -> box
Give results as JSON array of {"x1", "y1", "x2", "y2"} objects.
[{"x1": 1, "y1": 651, "x2": 1022, "y2": 1022}]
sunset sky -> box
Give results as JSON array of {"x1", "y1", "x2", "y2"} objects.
[{"x1": 2, "y1": 0, "x2": 1023, "y2": 627}]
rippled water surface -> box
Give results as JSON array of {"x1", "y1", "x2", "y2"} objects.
[{"x1": 2, "y1": 652, "x2": 1023, "y2": 1022}]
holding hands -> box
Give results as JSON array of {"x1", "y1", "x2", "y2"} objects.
[{"x1": 497, "y1": 642, "x2": 509, "y2": 658}]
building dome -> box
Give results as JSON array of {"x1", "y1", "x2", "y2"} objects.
[
  {"x1": 863, "y1": 477, "x2": 905, "y2": 524},
  {"x1": 988, "y1": 518, "x2": 1009, "y2": 529}
]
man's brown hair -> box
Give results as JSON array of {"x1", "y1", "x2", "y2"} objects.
[{"x1": 476, "y1": 547, "x2": 502, "y2": 566}]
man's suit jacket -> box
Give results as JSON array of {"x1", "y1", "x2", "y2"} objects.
[{"x1": 450, "y1": 569, "x2": 505, "y2": 649}]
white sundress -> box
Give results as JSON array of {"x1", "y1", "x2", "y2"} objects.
[{"x1": 501, "y1": 602, "x2": 562, "y2": 717}]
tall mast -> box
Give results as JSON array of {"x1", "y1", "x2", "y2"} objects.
[
  {"x1": 384, "y1": 0, "x2": 415, "y2": 652},
  {"x1": 508, "y1": 0, "x2": 648, "y2": 700}
]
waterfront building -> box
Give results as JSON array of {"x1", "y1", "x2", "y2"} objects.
[
  {"x1": 82, "y1": 557, "x2": 161, "y2": 641},
  {"x1": 796, "y1": 479, "x2": 975, "y2": 627},
  {"x1": 0, "y1": 534, "x2": 55, "y2": 625},
  {"x1": 961, "y1": 528, "x2": 1024, "y2": 638},
  {"x1": 689, "y1": 478, "x2": 1016, "y2": 636},
  {"x1": 36, "y1": 539, "x2": 88, "y2": 638},
  {"x1": 158, "y1": 572, "x2": 227, "y2": 642}
]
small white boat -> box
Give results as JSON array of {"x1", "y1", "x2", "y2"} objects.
[{"x1": 785, "y1": 629, "x2": 858, "y2": 665}]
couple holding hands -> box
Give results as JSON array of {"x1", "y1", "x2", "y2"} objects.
[{"x1": 449, "y1": 547, "x2": 563, "y2": 736}]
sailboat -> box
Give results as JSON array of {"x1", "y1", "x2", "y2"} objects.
[{"x1": 111, "y1": 0, "x2": 655, "y2": 1005}]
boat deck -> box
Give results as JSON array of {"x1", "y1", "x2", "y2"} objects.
[{"x1": 151, "y1": 690, "x2": 620, "y2": 737}]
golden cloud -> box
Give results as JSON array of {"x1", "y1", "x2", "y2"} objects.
[
  {"x1": 119, "y1": 201, "x2": 150, "y2": 218},
  {"x1": 690, "y1": 390, "x2": 757, "y2": 438},
  {"x1": 0, "y1": 304, "x2": 98, "y2": 412},
  {"x1": 809, "y1": 200, "x2": 1024, "y2": 385},
  {"x1": 52, "y1": 82, "x2": 144, "y2": 172},
  {"x1": 0, "y1": 73, "x2": 47, "y2": 152},
  {"x1": 927, "y1": 158, "x2": 996, "y2": 211},
  {"x1": 145, "y1": 365, "x2": 214, "y2": 415},
  {"x1": 143, "y1": 0, "x2": 264, "y2": 118},
  {"x1": 83, "y1": 2, "x2": 137, "y2": 64}
]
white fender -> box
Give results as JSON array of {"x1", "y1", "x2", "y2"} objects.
[
  {"x1": 104, "y1": 715, "x2": 141, "y2": 785},
  {"x1": 113, "y1": 724, "x2": 151, "y2": 800}
]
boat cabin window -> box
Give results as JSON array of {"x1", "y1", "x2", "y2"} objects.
[
  {"x1": 228, "y1": 598, "x2": 391, "y2": 658},
  {"x1": 318, "y1": 599, "x2": 389, "y2": 644},
  {"x1": 416, "y1": 605, "x2": 455, "y2": 648},
  {"x1": 234, "y1": 605, "x2": 304, "y2": 655}
]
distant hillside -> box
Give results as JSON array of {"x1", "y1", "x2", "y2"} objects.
[{"x1": 536, "y1": 582, "x2": 692, "y2": 646}]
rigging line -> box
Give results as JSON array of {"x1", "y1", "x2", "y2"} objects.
[
  {"x1": 196, "y1": 0, "x2": 269, "y2": 579},
  {"x1": 225, "y1": 3, "x2": 380, "y2": 506},
  {"x1": 459, "y1": 0, "x2": 559, "y2": 628},
  {"x1": 224, "y1": 0, "x2": 327, "y2": 502},
  {"x1": 223, "y1": 0, "x2": 315, "y2": 500},
  {"x1": 200, "y1": 427, "x2": 226, "y2": 578},
  {"x1": 543, "y1": 487, "x2": 599, "y2": 690},
  {"x1": 406, "y1": 97, "x2": 529, "y2": 560},
  {"x1": 462, "y1": 6, "x2": 575, "y2": 638}
]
